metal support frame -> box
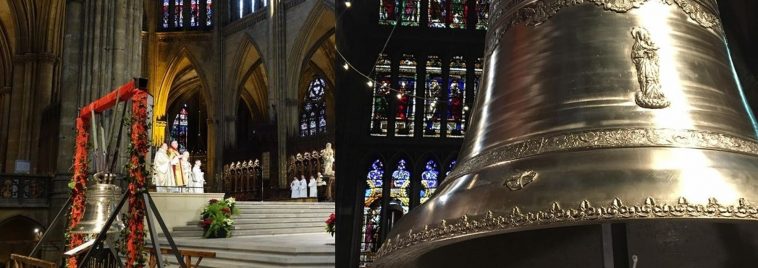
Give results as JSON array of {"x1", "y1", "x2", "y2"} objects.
[{"x1": 77, "y1": 189, "x2": 186, "y2": 268}]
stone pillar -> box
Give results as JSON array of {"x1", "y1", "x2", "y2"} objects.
[
  {"x1": 270, "y1": 0, "x2": 289, "y2": 189},
  {"x1": 210, "y1": 0, "x2": 226, "y2": 191}
]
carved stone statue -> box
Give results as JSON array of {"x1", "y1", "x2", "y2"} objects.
[
  {"x1": 631, "y1": 26, "x2": 670, "y2": 109},
  {"x1": 322, "y1": 143, "x2": 335, "y2": 177}
]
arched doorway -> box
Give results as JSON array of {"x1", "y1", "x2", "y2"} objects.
[{"x1": 0, "y1": 216, "x2": 45, "y2": 266}]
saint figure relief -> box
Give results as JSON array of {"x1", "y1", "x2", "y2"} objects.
[{"x1": 631, "y1": 26, "x2": 670, "y2": 109}]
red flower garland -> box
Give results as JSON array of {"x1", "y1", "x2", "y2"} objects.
[
  {"x1": 125, "y1": 92, "x2": 149, "y2": 268},
  {"x1": 66, "y1": 118, "x2": 89, "y2": 267}
]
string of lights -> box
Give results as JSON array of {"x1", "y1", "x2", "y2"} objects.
[{"x1": 336, "y1": 1, "x2": 468, "y2": 105}]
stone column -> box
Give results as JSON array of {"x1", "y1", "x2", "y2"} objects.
[{"x1": 270, "y1": 0, "x2": 289, "y2": 189}]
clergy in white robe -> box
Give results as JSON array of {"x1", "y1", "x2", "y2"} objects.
[
  {"x1": 192, "y1": 160, "x2": 205, "y2": 193},
  {"x1": 181, "y1": 152, "x2": 193, "y2": 193},
  {"x1": 308, "y1": 176, "x2": 318, "y2": 198},
  {"x1": 291, "y1": 177, "x2": 300, "y2": 198},
  {"x1": 152, "y1": 144, "x2": 172, "y2": 192},
  {"x1": 298, "y1": 176, "x2": 308, "y2": 198}
]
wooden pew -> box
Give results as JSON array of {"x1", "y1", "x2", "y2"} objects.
[
  {"x1": 145, "y1": 247, "x2": 216, "y2": 268},
  {"x1": 9, "y1": 254, "x2": 56, "y2": 268}
]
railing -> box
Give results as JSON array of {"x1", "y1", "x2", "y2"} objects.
[{"x1": 0, "y1": 174, "x2": 51, "y2": 207}]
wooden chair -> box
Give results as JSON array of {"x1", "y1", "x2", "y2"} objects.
[
  {"x1": 145, "y1": 247, "x2": 216, "y2": 268},
  {"x1": 9, "y1": 254, "x2": 56, "y2": 268}
]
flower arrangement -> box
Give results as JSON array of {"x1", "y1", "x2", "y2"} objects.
[
  {"x1": 200, "y1": 198, "x2": 240, "y2": 238},
  {"x1": 325, "y1": 213, "x2": 336, "y2": 237}
]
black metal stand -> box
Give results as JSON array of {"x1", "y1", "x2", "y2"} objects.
[
  {"x1": 78, "y1": 189, "x2": 187, "y2": 268},
  {"x1": 29, "y1": 196, "x2": 72, "y2": 257}
]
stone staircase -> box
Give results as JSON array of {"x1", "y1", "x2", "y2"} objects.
[
  {"x1": 170, "y1": 201, "x2": 334, "y2": 238},
  {"x1": 156, "y1": 202, "x2": 335, "y2": 267}
]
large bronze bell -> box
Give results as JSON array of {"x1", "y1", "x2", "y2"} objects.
[
  {"x1": 70, "y1": 173, "x2": 125, "y2": 237},
  {"x1": 375, "y1": 0, "x2": 758, "y2": 266}
]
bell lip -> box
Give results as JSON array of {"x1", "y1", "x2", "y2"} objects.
[{"x1": 373, "y1": 215, "x2": 758, "y2": 267}]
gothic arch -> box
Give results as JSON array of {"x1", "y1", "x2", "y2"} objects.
[
  {"x1": 154, "y1": 47, "x2": 213, "y2": 145},
  {"x1": 286, "y1": 0, "x2": 335, "y2": 134},
  {"x1": 230, "y1": 35, "x2": 269, "y2": 122}
]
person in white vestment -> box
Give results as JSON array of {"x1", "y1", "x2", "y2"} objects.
[
  {"x1": 291, "y1": 177, "x2": 300, "y2": 198},
  {"x1": 152, "y1": 143, "x2": 172, "y2": 192},
  {"x1": 192, "y1": 160, "x2": 205, "y2": 193},
  {"x1": 308, "y1": 176, "x2": 318, "y2": 198},
  {"x1": 298, "y1": 175, "x2": 308, "y2": 198},
  {"x1": 180, "y1": 152, "x2": 193, "y2": 193}
]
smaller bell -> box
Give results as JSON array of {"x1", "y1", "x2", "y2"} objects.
[{"x1": 70, "y1": 173, "x2": 125, "y2": 238}]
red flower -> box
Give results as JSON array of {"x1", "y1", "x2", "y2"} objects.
[
  {"x1": 209, "y1": 199, "x2": 219, "y2": 204},
  {"x1": 325, "y1": 213, "x2": 336, "y2": 225}
]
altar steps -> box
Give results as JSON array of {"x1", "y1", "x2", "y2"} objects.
[
  {"x1": 168, "y1": 201, "x2": 334, "y2": 238},
  {"x1": 154, "y1": 233, "x2": 335, "y2": 267}
]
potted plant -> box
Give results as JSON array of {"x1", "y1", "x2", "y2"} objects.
[
  {"x1": 325, "y1": 213, "x2": 336, "y2": 237},
  {"x1": 199, "y1": 198, "x2": 240, "y2": 238}
]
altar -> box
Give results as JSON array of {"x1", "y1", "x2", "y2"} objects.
[{"x1": 147, "y1": 192, "x2": 224, "y2": 235}]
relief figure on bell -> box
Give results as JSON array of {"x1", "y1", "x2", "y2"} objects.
[{"x1": 631, "y1": 26, "x2": 670, "y2": 109}]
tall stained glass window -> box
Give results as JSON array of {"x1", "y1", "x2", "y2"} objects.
[
  {"x1": 370, "y1": 54, "x2": 392, "y2": 136},
  {"x1": 424, "y1": 56, "x2": 443, "y2": 137},
  {"x1": 300, "y1": 76, "x2": 327, "y2": 137},
  {"x1": 361, "y1": 159, "x2": 384, "y2": 265},
  {"x1": 420, "y1": 160, "x2": 439, "y2": 204},
  {"x1": 448, "y1": 56, "x2": 467, "y2": 137},
  {"x1": 429, "y1": 0, "x2": 467, "y2": 28},
  {"x1": 162, "y1": 0, "x2": 170, "y2": 28},
  {"x1": 476, "y1": 0, "x2": 490, "y2": 30},
  {"x1": 396, "y1": 54, "x2": 416, "y2": 137},
  {"x1": 171, "y1": 104, "x2": 189, "y2": 152},
  {"x1": 391, "y1": 159, "x2": 411, "y2": 214},
  {"x1": 190, "y1": 0, "x2": 200, "y2": 27},
  {"x1": 206, "y1": 0, "x2": 213, "y2": 26},
  {"x1": 174, "y1": 0, "x2": 184, "y2": 28},
  {"x1": 379, "y1": 0, "x2": 398, "y2": 25},
  {"x1": 400, "y1": 0, "x2": 420, "y2": 26}
]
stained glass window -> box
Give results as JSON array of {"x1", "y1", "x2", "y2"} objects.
[
  {"x1": 191, "y1": 0, "x2": 200, "y2": 27},
  {"x1": 420, "y1": 160, "x2": 439, "y2": 204},
  {"x1": 370, "y1": 54, "x2": 391, "y2": 136},
  {"x1": 361, "y1": 159, "x2": 384, "y2": 265},
  {"x1": 428, "y1": 0, "x2": 445, "y2": 28},
  {"x1": 476, "y1": 0, "x2": 490, "y2": 30},
  {"x1": 300, "y1": 76, "x2": 327, "y2": 137},
  {"x1": 379, "y1": 0, "x2": 398, "y2": 25},
  {"x1": 175, "y1": 0, "x2": 184, "y2": 28},
  {"x1": 162, "y1": 0, "x2": 170, "y2": 28},
  {"x1": 206, "y1": 0, "x2": 214, "y2": 26},
  {"x1": 424, "y1": 56, "x2": 443, "y2": 137},
  {"x1": 396, "y1": 54, "x2": 416, "y2": 137},
  {"x1": 448, "y1": 56, "x2": 467, "y2": 137},
  {"x1": 391, "y1": 159, "x2": 411, "y2": 214},
  {"x1": 400, "y1": 0, "x2": 420, "y2": 26},
  {"x1": 429, "y1": 0, "x2": 467, "y2": 28},
  {"x1": 170, "y1": 104, "x2": 189, "y2": 152}
]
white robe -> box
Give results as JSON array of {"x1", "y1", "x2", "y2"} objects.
[
  {"x1": 308, "y1": 178, "x2": 318, "y2": 198},
  {"x1": 192, "y1": 165, "x2": 205, "y2": 193},
  {"x1": 181, "y1": 159, "x2": 193, "y2": 193},
  {"x1": 290, "y1": 179, "x2": 300, "y2": 198},
  {"x1": 152, "y1": 149, "x2": 172, "y2": 192},
  {"x1": 298, "y1": 179, "x2": 308, "y2": 198}
]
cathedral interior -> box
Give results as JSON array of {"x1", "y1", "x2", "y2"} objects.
[{"x1": 0, "y1": 0, "x2": 757, "y2": 267}]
